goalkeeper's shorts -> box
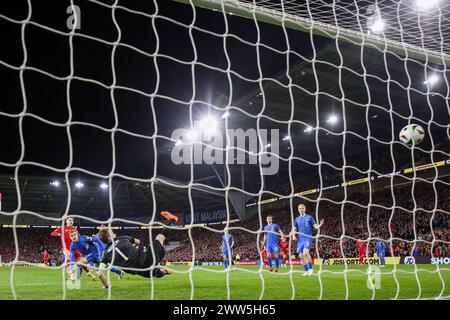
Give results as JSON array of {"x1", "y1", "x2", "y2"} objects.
[{"x1": 135, "y1": 240, "x2": 166, "y2": 278}]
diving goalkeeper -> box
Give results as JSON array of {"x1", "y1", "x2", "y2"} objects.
[{"x1": 97, "y1": 211, "x2": 177, "y2": 288}]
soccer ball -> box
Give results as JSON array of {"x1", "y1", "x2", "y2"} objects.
[{"x1": 399, "y1": 124, "x2": 425, "y2": 146}]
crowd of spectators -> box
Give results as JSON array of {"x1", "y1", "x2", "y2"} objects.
[
  {"x1": 163, "y1": 182, "x2": 450, "y2": 262},
  {"x1": 0, "y1": 229, "x2": 62, "y2": 264}
]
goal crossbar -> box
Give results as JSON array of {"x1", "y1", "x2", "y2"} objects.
[{"x1": 173, "y1": 0, "x2": 450, "y2": 67}]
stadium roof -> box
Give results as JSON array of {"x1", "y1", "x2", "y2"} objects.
[{"x1": 224, "y1": 40, "x2": 449, "y2": 168}]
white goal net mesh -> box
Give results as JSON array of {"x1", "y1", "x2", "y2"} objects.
[{"x1": 0, "y1": 0, "x2": 449, "y2": 300}]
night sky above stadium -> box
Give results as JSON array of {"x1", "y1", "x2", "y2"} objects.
[{"x1": 0, "y1": 0, "x2": 323, "y2": 180}]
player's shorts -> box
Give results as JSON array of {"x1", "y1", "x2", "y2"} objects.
[
  {"x1": 223, "y1": 249, "x2": 232, "y2": 258},
  {"x1": 135, "y1": 240, "x2": 166, "y2": 278},
  {"x1": 297, "y1": 238, "x2": 312, "y2": 254},
  {"x1": 266, "y1": 243, "x2": 279, "y2": 255}
]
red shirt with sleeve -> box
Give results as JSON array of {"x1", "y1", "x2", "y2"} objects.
[
  {"x1": 43, "y1": 251, "x2": 49, "y2": 263},
  {"x1": 279, "y1": 241, "x2": 289, "y2": 255},
  {"x1": 356, "y1": 242, "x2": 367, "y2": 255},
  {"x1": 261, "y1": 245, "x2": 267, "y2": 260},
  {"x1": 50, "y1": 226, "x2": 78, "y2": 252}
]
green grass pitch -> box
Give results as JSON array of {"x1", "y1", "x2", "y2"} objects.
[{"x1": 1, "y1": 265, "x2": 449, "y2": 300}]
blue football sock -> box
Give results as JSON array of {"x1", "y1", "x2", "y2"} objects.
[
  {"x1": 224, "y1": 260, "x2": 229, "y2": 268},
  {"x1": 308, "y1": 262, "x2": 313, "y2": 270},
  {"x1": 268, "y1": 258, "x2": 272, "y2": 267},
  {"x1": 303, "y1": 264, "x2": 309, "y2": 272},
  {"x1": 275, "y1": 258, "x2": 280, "y2": 268},
  {"x1": 381, "y1": 258, "x2": 385, "y2": 266},
  {"x1": 111, "y1": 267, "x2": 122, "y2": 275}
]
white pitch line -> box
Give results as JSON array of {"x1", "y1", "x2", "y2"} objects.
[{"x1": 1, "y1": 282, "x2": 62, "y2": 287}]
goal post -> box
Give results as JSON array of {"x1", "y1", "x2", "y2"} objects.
[{"x1": 173, "y1": 0, "x2": 450, "y2": 66}]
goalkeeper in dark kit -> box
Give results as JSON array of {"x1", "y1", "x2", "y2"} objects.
[{"x1": 97, "y1": 211, "x2": 178, "y2": 288}]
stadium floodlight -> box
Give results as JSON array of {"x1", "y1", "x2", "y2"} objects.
[
  {"x1": 424, "y1": 74, "x2": 440, "y2": 86},
  {"x1": 175, "y1": 139, "x2": 182, "y2": 146},
  {"x1": 304, "y1": 126, "x2": 313, "y2": 133},
  {"x1": 326, "y1": 115, "x2": 338, "y2": 124},
  {"x1": 75, "y1": 181, "x2": 84, "y2": 189},
  {"x1": 100, "y1": 182, "x2": 108, "y2": 190},
  {"x1": 50, "y1": 181, "x2": 60, "y2": 187},
  {"x1": 369, "y1": 18, "x2": 385, "y2": 34}
]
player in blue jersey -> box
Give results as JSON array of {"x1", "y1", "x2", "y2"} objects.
[
  {"x1": 293, "y1": 204, "x2": 324, "y2": 276},
  {"x1": 68, "y1": 229, "x2": 101, "y2": 280},
  {"x1": 376, "y1": 240, "x2": 386, "y2": 267},
  {"x1": 221, "y1": 233, "x2": 234, "y2": 269},
  {"x1": 263, "y1": 215, "x2": 283, "y2": 272}
]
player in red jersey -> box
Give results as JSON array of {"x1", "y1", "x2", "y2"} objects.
[
  {"x1": 51, "y1": 217, "x2": 93, "y2": 278},
  {"x1": 43, "y1": 250, "x2": 49, "y2": 266},
  {"x1": 279, "y1": 236, "x2": 289, "y2": 268},
  {"x1": 51, "y1": 217, "x2": 80, "y2": 262},
  {"x1": 260, "y1": 242, "x2": 270, "y2": 267},
  {"x1": 356, "y1": 240, "x2": 367, "y2": 265}
]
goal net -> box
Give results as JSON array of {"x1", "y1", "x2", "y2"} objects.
[{"x1": 0, "y1": 0, "x2": 449, "y2": 300}]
